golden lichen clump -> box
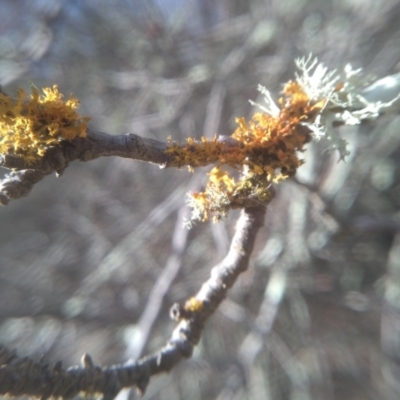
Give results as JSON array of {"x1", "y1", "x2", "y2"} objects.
[
  {"x1": 184, "y1": 297, "x2": 204, "y2": 313},
  {"x1": 167, "y1": 80, "x2": 323, "y2": 223},
  {"x1": 0, "y1": 84, "x2": 90, "y2": 161}
]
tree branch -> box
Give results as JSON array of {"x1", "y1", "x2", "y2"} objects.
[
  {"x1": 0, "y1": 205, "x2": 265, "y2": 399},
  {"x1": 0, "y1": 129, "x2": 239, "y2": 205}
]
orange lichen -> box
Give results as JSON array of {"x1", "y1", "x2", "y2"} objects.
[
  {"x1": 166, "y1": 135, "x2": 244, "y2": 170},
  {"x1": 167, "y1": 80, "x2": 321, "y2": 222},
  {"x1": 0, "y1": 84, "x2": 90, "y2": 161},
  {"x1": 184, "y1": 297, "x2": 204, "y2": 313}
]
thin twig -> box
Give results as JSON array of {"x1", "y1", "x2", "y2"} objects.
[
  {"x1": 0, "y1": 129, "x2": 239, "y2": 205},
  {"x1": 0, "y1": 205, "x2": 265, "y2": 399}
]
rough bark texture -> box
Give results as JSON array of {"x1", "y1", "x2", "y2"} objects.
[{"x1": 0, "y1": 130, "x2": 240, "y2": 205}]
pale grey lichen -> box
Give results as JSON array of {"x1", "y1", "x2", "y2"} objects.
[
  {"x1": 249, "y1": 84, "x2": 280, "y2": 118},
  {"x1": 293, "y1": 55, "x2": 400, "y2": 159},
  {"x1": 295, "y1": 54, "x2": 340, "y2": 103}
]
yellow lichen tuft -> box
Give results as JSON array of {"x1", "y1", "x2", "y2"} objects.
[
  {"x1": 167, "y1": 78, "x2": 318, "y2": 223},
  {"x1": 184, "y1": 297, "x2": 204, "y2": 313},
  {"x1": 0, "y1": 84, "x2": 90, "y2": 161}
]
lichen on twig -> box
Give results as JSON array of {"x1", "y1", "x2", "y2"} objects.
[
  {"x1": 1, "y1": 56, "x2": 400, "y2": 219},
  {"x1": 0, "y1": 84, "x2": 90, "y2": 161}
]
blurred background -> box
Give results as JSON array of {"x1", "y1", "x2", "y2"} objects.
[{"x1": 1, "y1": 0, "x2": 400, "y2": 399}]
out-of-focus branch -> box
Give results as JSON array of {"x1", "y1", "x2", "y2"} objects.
[
  {"x1": 0, "y1": 205, "x2": 265, "y2": 399},
  {"x1": 0, "y1": 129, "x2": 239, "y2": 205}
]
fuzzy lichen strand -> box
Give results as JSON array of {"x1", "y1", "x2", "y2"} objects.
[
  {"x1": 166, "y1": 135, "x2": 245, "y2": 170},
  {"x1": 0, "y1": 84, "x2": 90, "y2": 161}
]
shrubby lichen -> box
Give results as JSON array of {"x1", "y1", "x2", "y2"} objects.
[
  {"x1": 0, "y1": 84, "x2": 90, "y2": 161},
  {"x1": 167, "y1": 56, "x2": 400, "y2": 223}
]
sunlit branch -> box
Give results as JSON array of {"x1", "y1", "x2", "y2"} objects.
[{"x1": 0, "y1": 129, "x2": 240, "y2": 205}]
